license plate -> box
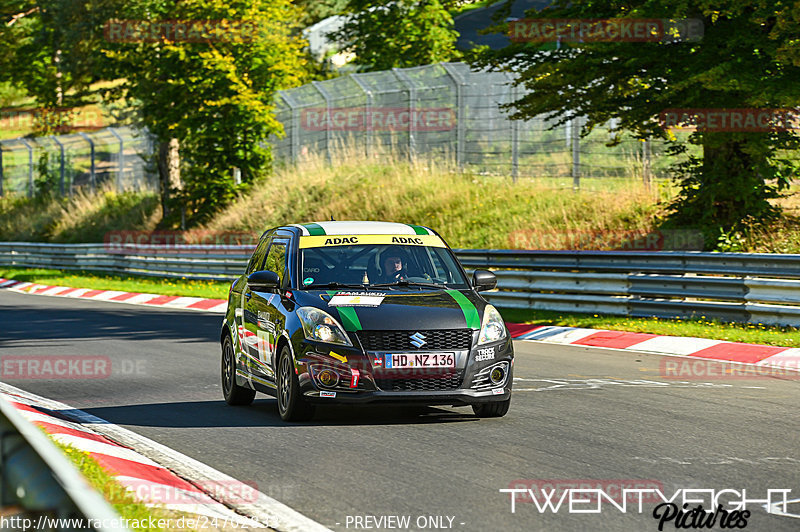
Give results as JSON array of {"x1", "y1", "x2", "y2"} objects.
[{"x1": 385, "y1": 353, "x2": 455, "y2": 369}]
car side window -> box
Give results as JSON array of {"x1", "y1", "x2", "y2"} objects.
[
  {"x1": 246, "y1": 236, "x2": 271, "y2": 274},
  {"x1": 264, "y1": 241, "x2": 289, "y2": 287}
]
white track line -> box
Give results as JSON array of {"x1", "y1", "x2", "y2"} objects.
[{"x1": 0, "y1": 382, "x2": 331, "y2": 532}]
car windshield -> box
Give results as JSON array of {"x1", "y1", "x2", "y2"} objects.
[{"x1": 300, "y1": 244, "x2": 469, "y2": 289}]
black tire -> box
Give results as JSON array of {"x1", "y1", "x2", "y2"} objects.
[
  {"x1": 276, "y1": 345, "x2": 315, "y2": 422},
  {"x1": 221, "y1": 334, "x2": 256, "y2": 406},
  {"x1": 472, "y1": 397, "x2": 511, "y2": 418}
]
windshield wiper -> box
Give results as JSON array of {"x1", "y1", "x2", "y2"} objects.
[
  {"x1": 303, "y1": 282, "x2": 369, "y2": 290},
  {"x1": 370, "y1": 280, "x2": 447, "y2": 289}
]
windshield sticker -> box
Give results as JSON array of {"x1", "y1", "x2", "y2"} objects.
[
  {"x1": 328, "y1": 291, "x2": 386, "y2": 307},
  {"x1": 303, "y1": 277, "x2": 314, "y2": 285},
  {"x1": 298, "y1": 234, "x2": 446, "y2": 248}
]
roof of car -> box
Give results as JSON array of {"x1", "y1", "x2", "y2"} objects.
[{"x1": 288, "y1": 221, "x2": 434, "y2": 237}]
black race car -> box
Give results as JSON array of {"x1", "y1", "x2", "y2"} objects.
[{"x1": 221, "y1": 221, "x2": 513, "y2": 421}]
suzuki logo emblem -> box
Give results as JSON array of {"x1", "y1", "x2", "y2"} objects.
[{"x1": 410, "y1": 332, "x2": 427, "y2": 348}]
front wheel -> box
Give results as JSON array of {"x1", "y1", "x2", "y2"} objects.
[
  {"x1": 472, "y1": 397, "x2": 511, "y2": 418},
  {"x1": 276, "y1": 346, "x2": 315, "y2": 422},
  {"x1": 221, "y1": 335, "x2": 255, "y2": 406}
]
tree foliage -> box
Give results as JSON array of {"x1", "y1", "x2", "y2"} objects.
[
  {"x1": 476, "y1": 0, "x2": 800, "y2": 245},
  {"x1": 103, "y1": 0, "x2": 309, "y2": 225},
  {"x1": 0, "y1": 0, "x2": 112, "y2": 109},
  {"x1": 329, "y1": 0, "x2": 462, "y2": 71},
  {"x1": 1, "y1": 0, "x2": 310, "y2": 226}
]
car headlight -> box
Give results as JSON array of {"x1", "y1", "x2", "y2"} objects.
[
  {"x1": 297, "y1": 307, "x2": 353, "y2": 346},
  {"x1": 477, "y1": 304, "x2": 507, "y2": 346}
]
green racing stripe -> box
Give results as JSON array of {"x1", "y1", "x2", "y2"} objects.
[
  {"x1": 326, "y1": 290, "x2": 362, "y2": 331},
  {"x1": 407, "y1": 224, "x2": 430, "y2": 235},
  {"x1": 445, "y1": 289, "x2": 481, "y2": 329},
  {"x1": 303, "y1": 223, "x2": 326, "y2": 236}
]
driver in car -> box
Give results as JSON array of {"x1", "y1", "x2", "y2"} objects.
[{"x1": 381, "y1": 254, "x2": 409, "y2": 282}]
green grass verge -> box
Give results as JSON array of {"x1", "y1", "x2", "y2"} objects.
[
  {"x1": 499, "y1": 308, "x2": 800, "y2": 348},
  {"x1": 0, "y1": 267, "x2": 230, "y2": 299},
  {"x1": 2, "y1": 266, "x2": 796, "y2": 347},
  {"x1": 53, "y1": 441, "x2": 172, "y2": 531}
]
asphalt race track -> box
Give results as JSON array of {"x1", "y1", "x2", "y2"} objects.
[{"x1": 1, "y1": 290, "x2": 798, "y2": 531}]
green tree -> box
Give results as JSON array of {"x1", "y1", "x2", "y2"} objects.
[
  {"x1": 0, "y1": 0, "x2": 114, "y2": 133},
  {"x1": 328, "y1": 0, "x2": 462, "y2": 71},
  {"x1": 477, "y1": 0, "x2": 800, "y2": 246},
  {"x1": 293, "y1": 0, "x2": 349, "y2": 27},
  {"x1": 103, "y1": 0, "x2": 309, "y2": 225}
]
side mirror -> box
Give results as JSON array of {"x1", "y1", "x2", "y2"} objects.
[
  {"x1": 247, "y1": 270, "x2": 280, "y2": 291},
  {"x1": 472, "y1": 269, "x2": 497, "y2": 292}
]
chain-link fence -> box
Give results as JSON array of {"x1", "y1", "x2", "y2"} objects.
[
  {"x1": 271, "y1": 62, "x2": 689, "y2": 183},
  {"x1": 0, "y1": 126, "x2": 157, "y2": 197},
  {"x1": 1, "y1": 62, "x2": 692, "y2": 198}
]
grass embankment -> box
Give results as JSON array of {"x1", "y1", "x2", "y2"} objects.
[
  {"x1": 204, "y1": 154, "x2": 670, "y2": 249},
  {"x1": 0, "y1": 186, "x2": 161, "y2": 242},
  {"x1": 54, "y1": 442, "x2": 172, "y2": 531},
  {"x1": 1, "y1": 152, "x2": 798, "y2": 345},
  {"x1": 499, "y1": 308, "x2": 800, "y2": 348},
  {"x1": 1, "y1": 266, "x2": 796, "y2": 347}
]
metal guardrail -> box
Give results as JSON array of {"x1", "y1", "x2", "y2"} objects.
[
  {"x1": 1, "y1": 243, "x2": 799, "y2": 326},
  {"x1": 0, "y1": 394, "x2": 128, "y2": 531},
  {"x1": 0, "y1": 242, "x2": 250, "y2": 281}
]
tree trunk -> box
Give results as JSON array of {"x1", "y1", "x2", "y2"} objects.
[{"x1": 157, "y1": 138, "x2": 181, "y2": 219}]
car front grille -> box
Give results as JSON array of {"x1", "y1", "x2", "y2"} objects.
[
  {"x1": 375, "y1": 371, "x2": 464, "y2": 392},
  {"x1": 357, "y1": 329, "x2": 472, "y2": 352}
]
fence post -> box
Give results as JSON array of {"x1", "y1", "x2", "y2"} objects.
[
  {"x1": 392, "y1": 68, "x2": 416, "y2": 160},
  {"x1": 642, "y1": 137, "x2": 651, "y2": 188},
  {"x1": 312, "y1": 81, "x2": 333, "y2": 163},
  {"x1": 50, "y1": 136, "x2": 66, "y2": 196},
  {"x1": 571, "y1": 116, "x2": 580, "y2": 190},
  {"x1": 78, "y1": 132, "x2": 96, "y2": 193},
  {"x1": 20, "y1": 138, "x2": 34, "y2": 198},
  {"x1": 0, "y1": 142, "x2": 4, "y2": 197},
  {"x1": 350, "y1": 74, "x2": 373, "y2": 158},
  {"x1": 442, "y1": 63, "x2": 465, "y2": 169},
  {"x1": 107, "y1": 127, "x2": 125, "y2": 192},
  {"x1": 279, "y1": 92, "x2": 300, "y2": 163},
  {"x1": 509, "y1": 73, "x2": 519, "y2": 182}
]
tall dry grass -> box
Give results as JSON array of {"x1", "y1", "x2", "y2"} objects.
[
  {"x1": 0, "y1": 185, "x2": 160, "y2": 242},
  {"x1": 204, "y1": 147, "x2": 669, "y2": 249}
]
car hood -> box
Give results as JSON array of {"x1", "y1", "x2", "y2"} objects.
[{"x1": 293, "y1": 288, "x2": 485, "y2": 331}]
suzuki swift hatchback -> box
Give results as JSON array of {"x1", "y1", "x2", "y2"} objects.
[{"x1": 221, "y1": 221, "x2": 513, "y2": 421}]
